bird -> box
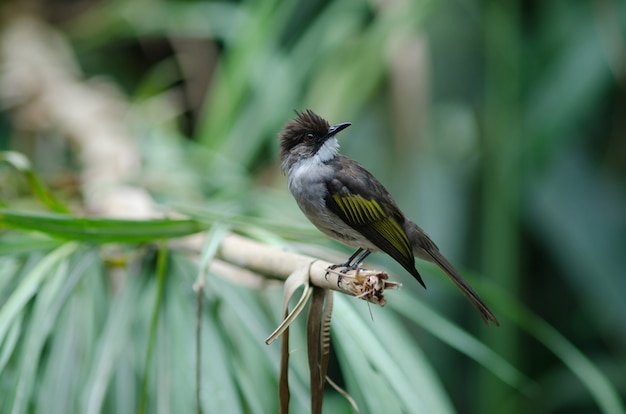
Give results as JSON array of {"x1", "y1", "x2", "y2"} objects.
[{"x1": 278, "y1": 109, "x2": 499, "y2": 326}]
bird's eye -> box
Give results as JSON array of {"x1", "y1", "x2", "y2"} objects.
[{"x1": 305, "y1": 133, "x2": 315, "y2": 141}]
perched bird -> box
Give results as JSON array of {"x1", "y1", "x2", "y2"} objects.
[{"x1": 279, "y1": 109, "x2": 498, "y2": 325}]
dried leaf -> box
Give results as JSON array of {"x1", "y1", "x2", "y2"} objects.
[
  {"x1": 319, "y1": 289, "x2": 333, "y2": 385},
  {"x1": 326, "y1": 375, "x2": 359, "y2": 413},
  {"x1": 307, "y1": 287, "x2": 326, "y2": 414},
  {"x1": 265, "y1": 265, "x2": 313, "y2": 345},
  {"x1": 265, "y1": 265, "x2": 313, "y2": 414},
  {"x1": 307, "y1": 287, "x2": 335, "y2": 414}
]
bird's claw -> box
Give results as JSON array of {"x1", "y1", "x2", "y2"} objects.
[{"x1": 326, "y1": 262, "x2": 361, "y2": 287}]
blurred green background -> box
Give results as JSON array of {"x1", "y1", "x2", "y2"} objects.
[{"x1": 1, "y1": 0, "x2": 625, "y2": 413}]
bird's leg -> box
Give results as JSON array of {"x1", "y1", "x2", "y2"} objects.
[
  {"x1": 328, "y1": 248, "x2": 364, "y2": 271},
  {"x1": 343, "y1": 249, "x2": 371, "y2": 273},
  {"x1": 326, "y1": 249, "x2": 373, "y2": 286},
  {"x1": 326, "y1": 248, "x2": 365, "y2": 284},
  {"x1": 326, "y1": 249, "x2": 372, "y2": 286}
]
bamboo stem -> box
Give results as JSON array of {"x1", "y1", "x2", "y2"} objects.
[{"x1": 215, "y1": 234, "x2": 400, "y2": 305}]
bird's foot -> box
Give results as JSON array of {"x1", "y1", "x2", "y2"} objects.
[
  {"x1": 327, "y1": 259, "x2": 353, "y2": 272},
  {"x1": 325, "y1": 258, "x2": 352, "y2": 278},
  {"x1": 324, "y1": 264, "x2": 343, "y2": 285},
  {"x1": 338, "y1": 262, "x2": 360, "y2": 274},
  {"x1": 325, "y1": 262, "x2": 361, "y2": 287},
  {"x1": 325, "y1": 249, "x2": 370, "y2": 286}
]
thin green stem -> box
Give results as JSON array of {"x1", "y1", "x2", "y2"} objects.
[
  {"x1": 138, "y1": 240, "x2": 168, "y2": 414},
  {"x1": 193, "y1": 224, "x2": 229, "y2": 414},
  {"x1": 480, "y1": 0, "x2": 522, "y2": 411}
]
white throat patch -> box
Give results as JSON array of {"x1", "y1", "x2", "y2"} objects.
[
  {"x1": 316, "y1": 137, "x2": 339, "y2": 163},
  {"x1": 287, "y1": 137, "x2": 339, "y2": 180}
]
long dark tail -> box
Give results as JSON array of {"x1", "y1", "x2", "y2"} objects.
[
  {"x1": 426, "y1": 249, "x2": 499, "y2": 326},
  {"x1": 406, "y1": 221, "x2": 499, "y2": 326}
]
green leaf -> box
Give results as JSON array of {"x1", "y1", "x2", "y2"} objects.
[
  {"x1": 0, "y1": 151, "x2": 71, "y2": 214},
  {"x1": 388, "y1": 289, "x2": 533, "y2": 392},
  {"x1": 332, "y1": 296, "x2": 455, "y2": 414},
  {"x1": 0, "y1": 243, "x2": 79, "y2": 350},
  {"x1": 0, "y1": 210, "x2": 210, "y2": 243}
]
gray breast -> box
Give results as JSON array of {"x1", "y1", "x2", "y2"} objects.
[
  {"x1": 287, "y1": 158, "x2": 378, "y2": 250},
  {"x1": 287, "y1": 157, "x2": 332, "y2": 216}
]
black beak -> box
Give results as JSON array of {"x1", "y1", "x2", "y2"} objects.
[{"x1": 326, "y1": 122, "x2": 351, "y2": 138}]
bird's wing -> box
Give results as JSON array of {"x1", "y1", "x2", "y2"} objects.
[{"x1": 324, "y1": 157, "x2": 424, "y2": 285}]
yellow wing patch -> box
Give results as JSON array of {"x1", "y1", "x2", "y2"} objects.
[
  {"x1": 332, "y1": 193, "x2": 384, "y2": 224},
  {"x1": 332, "y1": 194, "x2": 412, "y2": 258}
]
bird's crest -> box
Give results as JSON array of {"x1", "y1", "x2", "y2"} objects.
[{"x1": 279, "y1": 109, "x2": 330, "y2": 161}]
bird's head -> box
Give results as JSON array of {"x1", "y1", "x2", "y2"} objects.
[{"x1": 279, "y1": 109, "x2": 351, "y2": 171}]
